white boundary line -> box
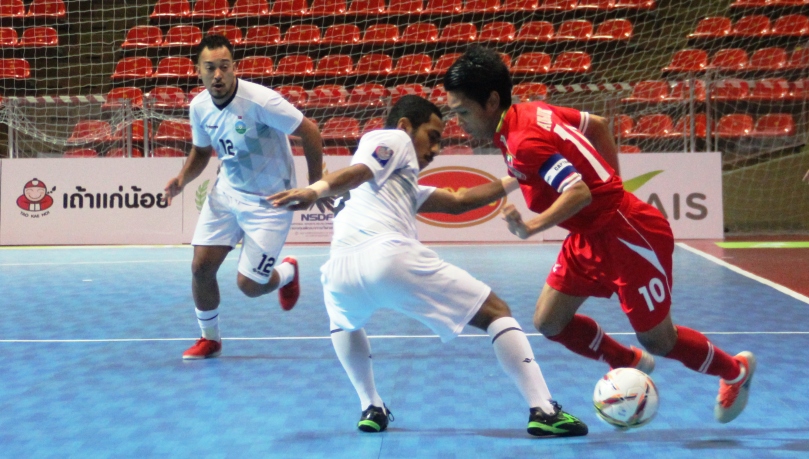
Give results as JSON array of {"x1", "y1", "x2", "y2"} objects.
[
  {"x1": 0, "y1": 253, "x2": 328, "y2": 267},
  {"x1": 676, "y1": 242, "x2": 809, "y2": 305}
]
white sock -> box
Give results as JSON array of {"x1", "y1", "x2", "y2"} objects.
[
  {"x1": 275, "y1": 261, "x2": 295, "y2": 288},
  {"x1": 196, "y1": 308, "x2": 220, "y2": 342},
  {"x1": 330, "y1": 326, "x2": 384, "y2": 410},
  {"x1": 487, "y1": 317, "x2": 555, "y2": 414}
]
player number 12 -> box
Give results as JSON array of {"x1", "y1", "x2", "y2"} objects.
[{"x1": 218, "y1": 139, "x2": 235, "y2": 156}]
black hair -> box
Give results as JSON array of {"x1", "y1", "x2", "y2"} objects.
[
  {"x1": 443, "y1": 45, "x2": 512, "y2": 109},
  {"x1": 196, "y1": 34, "x2": 235, "y2": 63},
  {"x1": 384, "y1": 95, "x2": 443, "y2": 130}
]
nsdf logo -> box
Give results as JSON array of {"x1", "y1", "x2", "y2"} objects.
[{"x1": 417, "y1": 167, "x2": 506, "y2": 228}]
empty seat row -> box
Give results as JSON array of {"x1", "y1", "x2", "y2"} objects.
[
  {"x1": 67, "y1": 119, "x2": 193, "y2": 142},
  {"x1": 689, "y1": 14, "x2": 809, "y2": 39},
  {"x1": 149, "y1": 0, "x2": 653, "y2": 19},
  {"x1": 624, "y1": 78, "x2": 809, "y2": 102},
  {"x1": 730, "y1": 0, "x2": 809, "y2": 9},
  {"x1": 615, "y1": 112, "x2": 795, "y2": 138},
  {"x1": 0, "y1": 0, "x2": 65, "y2": 18},
  {"x1": 63, "y1": 147, "x2": 186, "y2": 158},
  {"x1": 663, "y1": 47, "x2": 809, "y2": 72},
  {"x1": 0, "y1": 26, "x2": 58, "y2": 47}
]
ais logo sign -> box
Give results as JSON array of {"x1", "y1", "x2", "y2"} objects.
[{"x1": 417, "y1": 167, "x2": 506, "y2": 228}]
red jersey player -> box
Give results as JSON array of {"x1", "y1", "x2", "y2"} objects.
[{"x1": 444, "y1": 45, "x2": 755, "y2": 424}]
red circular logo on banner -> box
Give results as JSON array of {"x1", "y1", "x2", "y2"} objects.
[{"x1": 417, "y1": 166, "x2": 507, "y2": 228}]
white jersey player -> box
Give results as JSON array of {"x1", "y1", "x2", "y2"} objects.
[
  {"x1": 269, "y1": 95, "x2": 588, "y2": 438},
  {"x1": 164, "y1": 35, "x2": 326, "y2": 360}
]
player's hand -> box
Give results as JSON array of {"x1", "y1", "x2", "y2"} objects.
[
  {"x1": 164, "y1": 177, "x2": 184, "y2": 206},
  {"x1": 268, "y1": 188, "x2": 318, "y2": 211},
  {"x1": 501, "y1": 204, "x2": 531, "y2": 239},
  {"x1": 314, "y1": 196, "x2": 335, "y2": 213}
]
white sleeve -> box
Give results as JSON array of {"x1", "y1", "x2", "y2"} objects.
[
  {"x1": 189, "y1": 106, "x2": 211, "y2": 148},
  {"x1": 416, "y1": 185, "x2": 437, "y2": 209},
  {"x1": 351, "y1": 131, "x2": 414, "y2": 187},
  {"x1": 255, "y1": 88, "x2": 304, "y2": 135}
]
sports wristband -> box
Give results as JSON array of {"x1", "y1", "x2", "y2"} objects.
[
  {"x1": 501, "y1": 176, "x2": 519, "y2": 194},
  {"x1": 306, "y1": 180, "x2": 330, "y2": 197}
]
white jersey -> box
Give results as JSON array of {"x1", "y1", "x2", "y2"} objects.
[
  {"x1": 189, "y1": 79, "x2": 304, "y2": 204},
  {"x1": 331, "y1": 129, "x2": 435, "y2": 248}
]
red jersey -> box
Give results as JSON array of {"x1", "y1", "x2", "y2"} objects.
[{"x1": 493, "y1": 101, "x2": 625, "y2": 234}]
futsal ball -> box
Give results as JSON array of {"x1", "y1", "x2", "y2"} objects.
[{"x1": 593, "y1": 368, "x2": 659, "y2": 429}]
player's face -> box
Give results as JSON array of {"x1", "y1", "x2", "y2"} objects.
[
  {"x1": 410, "y1": 114, "x2": 444, "y2": 170},
  {"x1": 447, "y1": 90, "x2": 500, "y2": 139},
  {"x1": 198, "y1": 46, "x2": 236, "y2": 103},
  {"x1": 25, "y1": 187, "x2": 45, "y2": 201}
]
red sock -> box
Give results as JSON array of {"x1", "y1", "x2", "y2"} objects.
[
  {"x1": 665, "y1": 326, "x2": 741, "y2": 380},
  {"x1": 545, "y1": 314, "x2": 636, "y2": 368}
]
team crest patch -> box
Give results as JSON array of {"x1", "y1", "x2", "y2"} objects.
[
  {"x1": 235, "y1": 120, "x2": 247, "y2": 135},
  {"x1": 372, "y1": 145, "x2": 393, "y2": 166}
]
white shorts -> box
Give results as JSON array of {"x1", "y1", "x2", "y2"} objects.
[
  {"x1": 321, "y1": 234, "x2": 491, "y2": 342},
  {"x1": 192, "y1": 187, "x2": 293, "y2": 284}
]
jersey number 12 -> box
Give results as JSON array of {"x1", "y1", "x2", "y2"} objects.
[{"x1": 218, "y1": 139, "x2": 235, "y2": 156}]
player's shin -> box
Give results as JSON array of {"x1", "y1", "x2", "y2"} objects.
[{"x1": 330, "y1": 326, "x2": 384, "y2": 410}]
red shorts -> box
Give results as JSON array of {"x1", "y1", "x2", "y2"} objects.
[{"x1": 546, "y1": 193, "x2": 674, "y2": 332}]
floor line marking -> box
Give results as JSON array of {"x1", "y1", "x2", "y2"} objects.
[
  {"x1": 677, "y1": 242, "x2": 809, "y2": 305},
  {"x1": 0, "y1": 253, "x2": 327, "y2": 267}
]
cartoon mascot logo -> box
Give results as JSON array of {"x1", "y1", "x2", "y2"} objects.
[{"x1": 17, "y1": 178, "x2": 55, "y2": 212}]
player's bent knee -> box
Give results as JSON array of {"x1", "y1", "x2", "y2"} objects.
[
  {"x1": 237, "y1": 275, "x2": 266, "y2": 298},
  {"x1": 468, "y1": 292, "x2": 511, "y2": 330},
  {"x1": 636, "y1": 333, "x2": 675, "y2": 356},
  {"x1": 191, "y1": 259, "x2": 219, "y2": 279}
]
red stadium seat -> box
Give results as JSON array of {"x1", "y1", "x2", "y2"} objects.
[
  {"x1": 321, "y1": 117, "x2": 361, "y2": 141},
  {"x1": 150, "y1": 0, "x2": 191, "y2": 19},
  {"x1": 0, "y1": 0, "x2": 25, "y2": 18},
  {"x1": 389, "y1": 0, "x2": 425, "y2": 12},
  {"x1": 390, "y1": 83, "x2": 427, "y2": 103},
  {"x1": 499, "y1": 52, "x2": 512, "y2": 69},
  {"x1": 107, "y1": 147, "x2": 145, "y2": 158},
  {"x1": 243, "y1": 25, "x2": 281, "y2": 45},
  {"x1": 512, "y1": 82, "x2": 548, "y2": 101},
  {"x1": 363, "y1": 24, "x2": 399, "y2": 43},
  {"x1": 355, "y1": 53, "x2": 393, "y2": 75},
  {"x1": 111, "y1": 57, "x2": 153, "y2": 79},
  {"x1": 401, "y1": 23, "x2": 438, "y2": 43},
  {"x1": 68, "y1": 120, "x2": 111, "y2": 142},
  {"x1": 391, "y1": 54, "x2": 432, "y2": 75},
  {"x1": 625, "y1": 114, "x2": 677, "y2": 138},
  {"x1": 550, "y1": 51, "x2": 591, "y2": 73},
  {"x1": 716, "y1": 114, "x2": 753, "y2": 137},
  {"x1": 284, "y1": 25, "x2": 321, "y2": 44},
  {"x1": 323, "y1": 146, "x2": 352, "y2": 156},
  {"x1": 673, "y1": 114, "x2": 708, "y2": 138},
  {"x1": 270, "y1": 0, "x2": 309, "y2": 15},
  {"x1": 231, "y1": 0, "x2": 270, "y2": 17},
  {"x1": 613, "y1": 114, "x2": 633, "y2": 137},
  {"x1": 429, "y1": 84, "x2": 448, "y2": 105},
  {"x1": 437, "y1": 23, "x2": 478, "y2": 43},
  {"x1": 153, "y1": 56, "x2": 197, "y2": 78},
  {"x1": 577, "y1": 0, "x2": 613, "y2": 9},
  {"x1": 122, "y1": 26, "x2": 163, "y2": 49},
  {"x1": 162, "y1": 25, "x2": 202, "y2": 47},
  {"x1": 622, "y1": 80, "x2": 669, "y2": 103},
  {"x1": 749, "y1": 78, "x2": 790, "y2": 100},
  {"x1": 348, "y1": 0, "x2": 386, "y2": 14},
  {"x1": 666, "y1": 79, "x2": 706, "y2": 101},
  {"x1": 711, "y1": 79, "x2": 750, "y2": 100},
  {"x1": 613, "y1": 0, "x2": 654, "y2": 9},
  {"x1": 315, "y1": 54, "x2": 354, "y2": 76},
  {"x1": 192, "y1": 0, "x2": 231, "y2": 18},
  {"x1": 0, "y1": 27, "x2": 17, "y2": 47},
  {"x1": 236, "y1": 56, "x2": 274, "y2": 77},
  {"x1": 748, "y1": 47, "x2": 788, "y2": 71},
  {"x1": 103, "y1": 87, "x2": 144, "y2": 108},
  {"x1": 0, "y1": 58, "x2": 28, "y2": 78},
  {"x1": 307, "y1": 84, "x2": 348, "y2": 107},
  {"x1": 731, "y1": 15, "x2": 771, "y2": 37},
  {"x1": 275, "y1": 85, "x2": 308, "y2": 106},
  {"x1": 26, "y1": 0, "x2": 66, "y2": 18},
  {"x1": 152, "y1": 147, "x2": 186, "y2": 157},
  {"x1": 788, "y1": 48, "x2": 809, "y2": 69},
  {"x1": 19, "y1": 27, "x2": 57, "y2": 47},
  {"x1": 555, "y1": 20, "x2": 593, "y2": 41},
  {"x1": 771, "y1": 15, "x2": 809, "y2": 37},
  {"x1": 708, "y1": 48, "x2": 749, "y2": 71},
  {"x1": 501, "y1": 0, "x2": 537, "y2": 11},
  {"x1": 188, "y1": 86, "x2": 206, "y2": 101},
  {"x1": 591, "y1": 19, "x2": 633, "y2": 40},
  {"x1": 347, "y1": 83, "x2": 388, "y2": 107},
  {"x1": 111, "y1": 119, "x2": 146, "y2": 142},
  {"x1": 465, "y1": 0, "x2": 501, "y2": 11},
  {"x1": 64, "y1": 148, "x2": 100, "y2": 158},
  {"x1": 441, "y1": 145, "x2": 474, "y2": 155},
  {"x1": 323, "y1": 24, "x2": 361, "y2": 44},
  {"x1": 208, "y1": 25, "x2": 243, "y2": 45},
  {"x1": 311, "y1": 0, "x2": 347, "y2": 14},
  {"x1": 789, "y1": 79, "x2": 809, "y2": 99},
  {"x1": 688, "y1": 17, "x2": 732, "y2": 39},
  {"x1": 442, "y1": 117, "x2": 470, "y2": 141},
  {"x1": 424, "y1": 0, "x2": 462, "y2": 13},
  {"x1": 729, "y1": 0, "x2": 768, "y2": 7},
  {"x1": 511, "y1": 52, "x2": 551, "y2": 74},
  {"x1": 538, "y1": 0, "x2": 576, "y2": 10},
  {"x1": 362, "y1": 117, "x2": 386, "y2": 134},
  {"x1": 619, "y1": 145, "x2": 641, "y2": 154},
  {"x1": 148, "y1": 86, "x2": 187, "y2": 108},
  {"x1": 753, "y1": 113, "x2": 795, "y2": 136},
  {"x1": 433, "y1": 53, "x2": 462, "y2": 75},
  {"x1": 479, "y1": 22, "x2": 515, "y2": 42},
  {"x1": 663, "y1": 49, "x2": 708, "y2": 73},
  {"x1": 275, "y1": 54, "x2": 314, "y2": 75},
  {"x1": 516, "y1": 21, "x2": 555, "y2": 42},
  {"x1": 154, "y1": 119, "x2": 192, "y2": 141}
]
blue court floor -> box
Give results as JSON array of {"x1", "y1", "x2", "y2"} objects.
[{"x1": 1, "y1": 243, "x2": 807, "y2": 459}]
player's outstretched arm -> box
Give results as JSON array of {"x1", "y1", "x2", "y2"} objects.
[
  {"x1": 418, "y1": 177, "x2": 520, "y2": 215},
  {"x1": 293, "y1": 118, "x2": 324, "y2": 184},
  {"x1": 583, "y1": 115, "x2": 620, "y2": 175},
  {"x1": 164, "y1": 145, "x2": 213, "y2": 206},
  {"x1": 502, "y1": 180, "x2": 592, "y2": 239},
  {"x1": 268, "y1": 164, "x2": 374, "y2": 211}
]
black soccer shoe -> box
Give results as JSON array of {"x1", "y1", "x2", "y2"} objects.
[
  {"x1": 357, "y1": 404, "x2": 394, "y2": 433},
  {"x1": 527, "y1": 401, "x2": 588, "y2": 437}
]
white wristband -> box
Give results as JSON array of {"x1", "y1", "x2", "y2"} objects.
[
  {"x1": 306, "y1": 180, "x2": 330, "y2": 198},
  {"x1": 501, "y1": 176, "x2": 519, "y2": 194}
]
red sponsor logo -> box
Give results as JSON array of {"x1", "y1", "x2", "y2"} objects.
[{"x1": 417, "y1": 166, "x2": 506, "y2": 228}]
